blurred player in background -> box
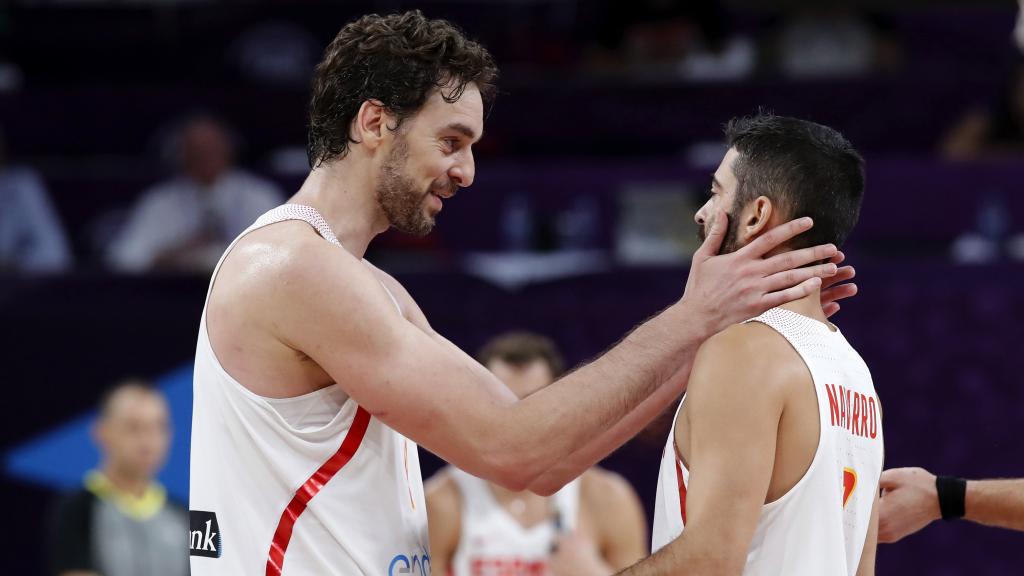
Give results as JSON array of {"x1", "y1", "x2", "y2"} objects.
[
  {"x1": 427, "y1": 332, "x2": 648, "y2": 575},
  {"x1": 50, "y1": 380, "x2": 187, "y2": 576},
  {"x1": 622, "y1": 114, "x2": 880, "y2": 576}
]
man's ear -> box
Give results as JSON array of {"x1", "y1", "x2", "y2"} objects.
[
  {"x1": 740, "y1": 196, "x2": 775, "y2": 243},
  {"x1": 351, "y1": 99, "x2": 392, "y2": 152}
]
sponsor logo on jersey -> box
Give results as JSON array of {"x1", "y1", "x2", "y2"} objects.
[
  {"x1": 388, "y1": 549, "x2": 431, "y2": 575},
  {"x1": 189, "y1": 510, "x2": 222, "y2": 558}
]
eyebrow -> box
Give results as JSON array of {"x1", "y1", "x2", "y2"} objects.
[{"x1": 446, "y1": 122, "x2": 481, "y2": 141}]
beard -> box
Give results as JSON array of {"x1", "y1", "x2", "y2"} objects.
[
  {"x1": 376, "y1": 137, "x2": 444, "y2": 237},
  {"x1": 697, "y1": 205, "x2": 743, "y2": 255}
]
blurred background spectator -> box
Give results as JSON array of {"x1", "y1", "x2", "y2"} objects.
[
  {"x1": 105, "y1": 115, "x2": 282, "y2": 273},
  {"x1": 942, "y1": 57, "x2": 1024, "y2": 160},
  {"x1": 48, "y1": 380, "x2": 187, "y2": 576},
  {"x1": 0, "y1": 1, "x2": 1021, "y2": 574},
  {"x1": 0, "y1": 126, "x2": 72, "y2": 273}
]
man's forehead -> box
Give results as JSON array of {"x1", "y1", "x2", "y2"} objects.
[
  {"x1": 714, "y1": 147, "x2": 740, "y2": 187},
  {"x1": 418, "y1": 84, "x2": 484, "y2": 138}
]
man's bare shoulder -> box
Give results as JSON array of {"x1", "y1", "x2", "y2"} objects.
[
  {"x1": 580, "y1": 466, "x2": 638, "y2": 506},
  {"x1": 690, "y1": 321, "x2": 809, "y2": 396},
  {"x1": 214, "y1": 221, "x2": 383, "y2": 320}
]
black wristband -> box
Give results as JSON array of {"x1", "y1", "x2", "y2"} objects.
[{"x1": 936, "y1": 475, "x2": 967, "y2": 521}]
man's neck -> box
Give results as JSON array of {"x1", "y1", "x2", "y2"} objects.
[
  {"x1": 289, "y1": 158, "x2": 388, "y2": 259},
  {"x1": 778, "y1": 287, "x2": 832, "y2": 328}
]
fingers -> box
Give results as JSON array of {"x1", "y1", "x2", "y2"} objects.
[
  {"x1": 822, "y1": 302, "x2": 840, "y2": 318},
  {"x1": 830, "y1": 250, "x2": 846, "y2": 266},
  {"x1": 762, "y1": 262, "x2": 838, "y2": 294},
  {"x1": 693, "y1": 209, "x2": 727, "y2": 261},
  {"x1": 822, "y1": 282, "x2": 858, "y2": 305},
  {"x1": 821, "y1": 265, "x2": 855, "y2": 291},
  {"x1": 739, "y1": 216, "x2": 813, "y2": 258},
  {"x1": 878, "y1": 475, "x2": 899, "y2": 491},
  {"x1": 761, "y1": 277, "x2": 822, "y2": 310},
  {"x1": 761, "y1": 243, "x2": 838, "y2": 276}
]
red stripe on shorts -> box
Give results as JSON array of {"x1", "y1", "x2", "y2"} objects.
[
  {"x1": 266, "y1": 406, "x2": 372, "y2": 576},
  {"x1": 675, "y1": 457, "x2": 687, "y2": 524}
]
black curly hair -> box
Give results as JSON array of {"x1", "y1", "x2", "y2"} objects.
[{"x1": 307, "y1": 10, "x2": 498, "y2": 168}]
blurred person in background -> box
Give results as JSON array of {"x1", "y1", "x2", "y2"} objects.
[
  {"x1": 877, "y1": 467, "x2": 1024, "y2": 543},
  {"x1": 0, "y1": 126, "x2": 72, "y2": 273},
  {"x1": 942, "y1": 57, "x2": 1024, "y2": 159},
  {"x1": 106, "y1": 114, "x2": 282, "y2": 273},
  {"x1": 1017, "y1": 0, "x2": 1024, "y2": 53},
  {"x1": 49, "y1": 380, "x2": 187, "y2": 576},
  {"x1": 773, "y1": 6, "x2": 901, "y2": 79},
  {"x1": 426, "y1": 332, "x2": 648, "y2": 575}
]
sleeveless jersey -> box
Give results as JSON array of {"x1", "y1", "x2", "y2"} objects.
[
  {"x1": 189, "y1": 205, "x2": 430, "y2": 576},
  {"x1": 448, "y1": 467, "x2": 580, "y2": 576},
  {"x1": 652, "y1": 307, "x2": 883, "y2": 576}
]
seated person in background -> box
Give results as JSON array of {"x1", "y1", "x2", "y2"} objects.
[
  {"x1": 942, "y1": 57, "x2": 1024, "y2": 160},
  {"x1": 49, "y1": 380, "x2": 188, "y2": 576},
  {"x1": 427, "y1": 332, "x2": 648, "y2": 575},
  {"x1": 621, "y1": 113, "x2": 882, "y2": 575},
  {"x1": 0, "y1": 126, "x2": 72, "y2": 273},
  {"x1": 106, "y1": 114, "x2": 282, "y2": 273}
]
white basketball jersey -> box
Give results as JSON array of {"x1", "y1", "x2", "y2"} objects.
[
  {"x1": 189, "y1": 205, "x2": 429, "y2": 576},
  {"x1": 653, "y1": 308, "x2": 883, "y2": 576},
  {"x1": 448, "y1": 467, "x2": 580, "y2": 576}
]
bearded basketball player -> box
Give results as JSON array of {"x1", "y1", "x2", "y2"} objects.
[
  {"x1": 620, "y1": 114, "x2": 882, "y2": 576},
  {"x1": 188, "y1": 12, "x2": 854, "y2": 576}
]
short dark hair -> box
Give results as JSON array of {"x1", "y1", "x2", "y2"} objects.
[
  {"x1": 307, "y1": 10, "x2": 498, "y2": 168},
  {"x1": 725, "y1": 113, "x2": 865, "y2": 250},
  {"x1": 477, "y1": 332, "x2": 565, "y2": 378}
]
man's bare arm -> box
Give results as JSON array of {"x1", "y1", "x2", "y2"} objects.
[
  {"x1": 530, "y1": 253, "x2": 856, "y2": 495},
  {"x1": 270, "y1": 215, "x2": 835, "y2": 490},
  {"x1": 879, "y1": 468, "x2": 1024, "y2": 542},
  {"x1": 965, "y1": 479, "x2": 1024, "y2": 531},
  {"x1": 525, "y1": 222, "x2": 845, "y2": 494},
  {"x1": 618, "y1": 324, "x2": 788, "y2": 575}
]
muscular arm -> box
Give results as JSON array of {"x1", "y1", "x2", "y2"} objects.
[
  {"x1": 529, "y1": 252, "x2": 855, "y2": 496},
  {"x1": 523, "y1": 226, "x2": 832, "y2": 494},
  {"x1": 424, "y1": 470, "x2": 462, "y2": 575},
  {"x1": 619, "y1": 324, "x2": 790, "y2": 575},
  {"x1": 879, "y1": 468, "x2": 1024, "y2": 542},
  {"x1": 268, "y1": 216, "x2": 836, "y2": 490}
]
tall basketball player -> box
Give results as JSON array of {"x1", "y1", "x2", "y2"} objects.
[
  {"x1": 188, "y1": 12, "x2": 854, "y2": 576},
  {"x1": 621, "y1": 114, "x2": 882, "y2": 575},
  {"x1": 427, "y1": 332, "x2": 648, "y2": 575}
]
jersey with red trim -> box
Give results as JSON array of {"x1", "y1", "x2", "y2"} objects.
[
  {"x1": 652, "y1": 308, "x2": 883, "y2": 576},
  {"x1": 189, "y1": 205, "x2": 429, "y2": 576},
  {"x1": 448, "y1": 467, "x2": 580, "y2": 576}
]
